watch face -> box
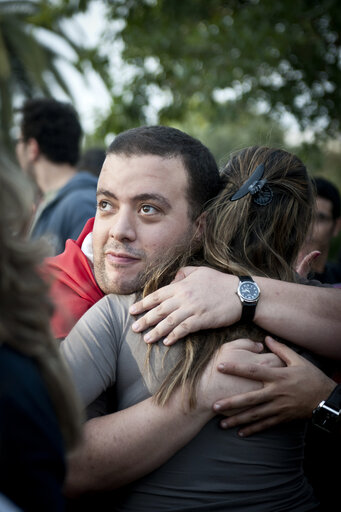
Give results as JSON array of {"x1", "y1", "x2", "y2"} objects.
[{"x1": 239, "y1": 282, "x2": 260, "y2": 302}]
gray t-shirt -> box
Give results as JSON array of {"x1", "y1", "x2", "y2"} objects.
[{"x1": 61, "y1": 293, "x2": 319, "y2": 512}]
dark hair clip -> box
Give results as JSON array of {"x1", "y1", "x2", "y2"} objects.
[{"x1": 230, "y1": 163, "x2": 273, "y2": 206}]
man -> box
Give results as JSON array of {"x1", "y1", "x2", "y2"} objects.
[
  {"x1": 44, "y1": 127, "x2": 340, "y2": 498},
  {"x1": 295, "y1": 175, "x2": 341, "y2": 510},
  {"x1": 299, "y1": 176, "x2": 341, "y2": 284},
  {"x1": 16, "y1": 98, "x2": 98, "y2": 255},
  {"x1": 77, "y1": 146, "x2": 106, "y2": 177}
]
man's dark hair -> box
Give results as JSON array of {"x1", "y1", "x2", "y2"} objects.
[
  {"x1": 77, "y1": 147, "x2": 106, "y2": 177},
  {"x1": 107, "y1": 126, "x2": 221, "y2": 219},
  {"x1": 313, "y1": 177, "x2": 341, "y2": 219},
  {"x1": 19, "y1": 98, "x2": 82, "y2": 166}
]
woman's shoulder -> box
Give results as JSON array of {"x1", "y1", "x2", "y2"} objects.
[
  {"x1": 0, "y1": 344, "x2": 39, "y2": 383},
  {"x1": 101, "y1": 293, "x2": 138, "y2": 323},
  {"x1": 0, "y1": 344, "x2": 53, "y2": 413}
]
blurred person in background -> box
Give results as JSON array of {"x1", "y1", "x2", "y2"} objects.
[
  {"x1": 0, "y1": 156, "x2": 82, "y2": 511},
  {"x1": 298, "y1": 175, "x2": 341, "y2": 510},
  {"x1": 15, "y1": 98, "x2": 97, "y2": 255},
  {"x1": 77, "y1": 147, "x2": 106, "y2": 178},
  {"x1": 299, "y1": 176, "x2": 341, "y2": 285}
]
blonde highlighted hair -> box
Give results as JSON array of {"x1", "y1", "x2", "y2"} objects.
[
  {"x1": 144, "y1": 146, "x2": 315, "y2": 408},
  {"x1": 0, "y1": 157, "x2": 82, "y2": 451}
]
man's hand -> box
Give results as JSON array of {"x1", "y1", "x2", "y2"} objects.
[
  {"x1": 196, "y1": 339, "x2": 285, "y2": 413},
  {"x1": 130, "y1": 266, "x2": 341, "y2": 360},
  {"x1": 130, "y1": 267, "x2": 240, "y2": 345},
  {"x1": 213, "y1": 337, "x2": 336, "y2": 437}
]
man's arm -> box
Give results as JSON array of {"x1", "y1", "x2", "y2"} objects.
[
  {"x1": 129, "y1": 267, "x2": 341, "y2": 358},
  {"x1": 64, "y1": 339, "x2": 279, "y2": 495},
  {"x1": 213, "y1": 337, "x2": 337, "y2": 436},
  {"x1": 65, "y1": 393, "x2": 212, "y2": 495}
]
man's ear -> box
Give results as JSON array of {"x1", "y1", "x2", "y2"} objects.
[
  {"x1": 26, "y1": 138, "x2": 40, "y2": 162},
  {"x1": 333, "y1": 217, "x2": 341, "y2": 237},
  {"x1": 193, "y1": 212, "x2": 206, "y2": 241}
]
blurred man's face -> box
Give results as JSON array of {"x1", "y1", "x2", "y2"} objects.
[
  {"x1": 15, "y1": 134, "x2": 36, "y2": 182},
  {"x1": 311, "y1": 197, "x2": 338, "y2": 251},
  {"x1": 297, "y1": 195, "x2": 341, "y2": 273}
]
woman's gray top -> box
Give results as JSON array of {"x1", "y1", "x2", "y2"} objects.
[{"x1": 61, "y1": 293, "x2": 319, "y2": 512}]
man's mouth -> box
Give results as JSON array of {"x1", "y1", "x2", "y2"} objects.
[{"x1": 105, "y1": 250, "x2": 141, "y2": 265}]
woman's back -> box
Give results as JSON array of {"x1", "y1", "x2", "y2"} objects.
[{"x1": 0, "y1": 344, "x2": 65, "y2": 511}]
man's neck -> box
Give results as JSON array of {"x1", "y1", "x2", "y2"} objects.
[{"x1": 34, "y1": 156, "x2": 77, "y2": 195}]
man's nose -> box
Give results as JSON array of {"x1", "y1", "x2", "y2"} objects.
[{"x1": 108, "y1": 209, "x2": 137, "y2": 242}]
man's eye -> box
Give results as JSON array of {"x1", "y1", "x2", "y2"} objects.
[
  {"x1": 140, "y1": 204, "x2": 158, "y2": 215},
  {"x1": 97, "y1": 200, "x2": 111, "y2": 211}
]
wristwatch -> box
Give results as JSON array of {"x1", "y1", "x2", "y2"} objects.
[
  {"x1": 312, "y1": 384, "x2": 341, "y2": 433},
  {"x1": 236, "y1": 276, "x2": 260, "y2": 323}
]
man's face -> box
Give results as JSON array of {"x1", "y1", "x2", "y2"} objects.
[
  {"x1": 15, "y1": 134, "x2": 36, "y2": 181},
  {"x1": 92, "y1": 153, "x2": 199, "y2": 294},
  {"x1": 311, "y1": 196, "x2": 337, "y2": 251}
]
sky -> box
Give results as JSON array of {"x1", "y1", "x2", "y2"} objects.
[{"x1": 55, "y1": 1, "x2": 112, "y2": 136}]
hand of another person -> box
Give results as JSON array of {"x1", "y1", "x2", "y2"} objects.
[
  {"x1": 195, "y1": 339, "x2": 284, "y2": 415},
  {"x1": 130, "y1": 267, "x2": 240, "y2": 345},
  {"x1": 213, "y1": 337, "x2": 336, "y2": 436},
  {"x1": 295, "y1": 250, "x2": 321, "y2": 278}
]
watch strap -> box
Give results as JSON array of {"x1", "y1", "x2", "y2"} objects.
[
  {"x1": 238, "y1": 276, "x2": 259, "y2": 323},
  {"x1": 312, "y1": 384, "x2": 341, "y2": 433},
  {"x1": 240, "y1": 302, "x2": 257, "y2": 323}
]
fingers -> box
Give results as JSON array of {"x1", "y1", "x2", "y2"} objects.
[
  {"x1": 130, "y1": 266, "x2": 199, "y2": 315},
  {"x1": 131, "y1": 296, "x2": 179, "y2": 335},
  {"x1": 221, "y1": 416, "x2": 282, "y2": 437},
  {"x1": 217, "y1": 360, "x2": 277, "y2": 382},
  {"x1": 131, "y1": 294, "x2": 202, "y2": 344},
  {"x1": 264, "y1": 337, "x2": 302, "y2": 367},
  {"x1": 144, "y1": 315, "x2": 198, "y2": 346},
  {"x1": 220, "y1": 402, "x2": 275, "y2": 428},
  {"x1": 219, "y1": 339, "x2": 264, "y2": 354},
  {"x1": 219, "y1": 401, "x2": 286, "y2": 434},
  {"x1": 129, "y1": 286, "x2": 173, "y2": 316},
  {"x1": 213, "y1": 386, "x2": 270, "y2": 414}
]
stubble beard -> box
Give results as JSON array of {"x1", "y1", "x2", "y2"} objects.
[
  {"x1": 93, "y1": 254, "x2": 146, "y2": 295},
  {"x1": 93, "y1": 225, "x2": 197, "y2": 296}
]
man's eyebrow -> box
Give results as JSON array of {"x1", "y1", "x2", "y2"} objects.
[
  {"x1": 96, "y1": 188, "x2": 116, "y2": 199},
  {"x1": 96, "y1": 189, "x2": 171, "y2": 209},
  {"x1": 134, "y1": 193, "x2": 171, "y2": 209}
]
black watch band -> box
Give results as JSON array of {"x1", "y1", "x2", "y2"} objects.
[
  {"x1": 237, "y1": 276, "x2": 260, "y2": 323},
  {"x1": 312, "y1": 384, "x2": 341, "y2": 433}
]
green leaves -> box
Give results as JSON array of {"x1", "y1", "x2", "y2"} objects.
[
  {"x1": 100, "y1": 0, "x2": 341, "y2": 138},
  {"x1": 0, "y1": 0, "x2": 106, "y2": 154}
]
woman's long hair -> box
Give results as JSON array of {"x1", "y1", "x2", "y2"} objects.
[
  {"x1": 144, "y1": 146, "x2": 315, "y2": 408},
  {"x1": 0, "y1": 157, "x2": 82, "y2": 451}
]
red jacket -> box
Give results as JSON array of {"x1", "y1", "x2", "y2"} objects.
[{"x1": 44, "y1": 218, "x2": 104, "y2": 339}]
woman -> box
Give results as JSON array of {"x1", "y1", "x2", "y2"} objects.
[
  {"x1": 145, "y1": 144, "x2": 316, "y2": 408},
  {"x1": 61, "y1": 146, "x2": 320, "y2": 511},
  {"x1": 0, "y1": 157, "x2": 82, "y2": 511}
]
